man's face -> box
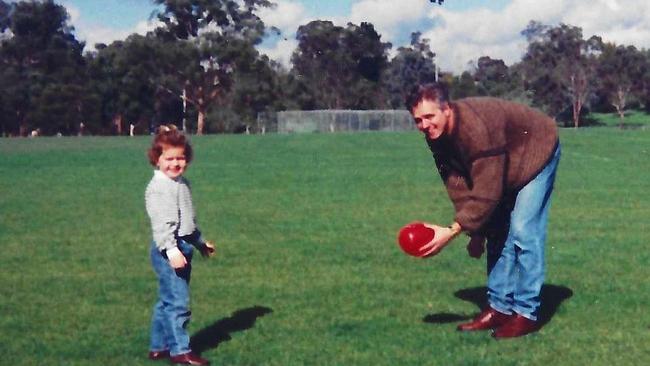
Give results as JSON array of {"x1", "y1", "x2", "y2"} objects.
[{"x1": 411, "y1": 99, "x2": 451, "y2": 140}]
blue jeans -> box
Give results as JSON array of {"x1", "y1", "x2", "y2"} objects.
[
  {"x1": 149, "y1": 240, "x2": 194, "y2": 356},
  {"x1": 486, "y1": 144, "x2": 561, "y2": 321}
]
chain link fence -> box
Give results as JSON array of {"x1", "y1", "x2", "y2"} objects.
[{"x1": 255, "y1": 110, "x2": 415, "y2": 134}]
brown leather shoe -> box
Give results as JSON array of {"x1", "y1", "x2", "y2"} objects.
[
  {"x1": 492, "y1": 314, "x2": 539, "y2": 339},
  {"x1": 148, "y1": 350, "x2": 170, "y2": 360},
  {"x1": 170, "y1": 352, "x2": 210, "y2": 365},
  {"x1": 457, "y1": 307, "x2": 512, "y2": 331}
]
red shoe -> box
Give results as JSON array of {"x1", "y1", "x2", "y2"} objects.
[
  {"x1": 148, "y1": 350, "x2": 170, "y2": 360},
  {"x1": 170, "y1": 352, "x2": 210, "y2": 365},
  {"x1": 492, "y1": 314, "x2": 539, "y2": 339},
  {"x1": 457, "y1": 307, "x2": 512, "y2": 331}
]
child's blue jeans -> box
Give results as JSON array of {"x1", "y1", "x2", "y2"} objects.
[
  {"x1": 486, "y1": 144, "x2": 561, "y2": 321},
  {"x1": 149, "y1": 239, "x2": 194, "y2": 356}
]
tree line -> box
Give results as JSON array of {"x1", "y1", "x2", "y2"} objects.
[{"x1": 1, "y1": 0, "x2": 649, "y2": 136}]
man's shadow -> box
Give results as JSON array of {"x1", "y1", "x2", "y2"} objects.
[
  {"x1": 190, "y1": 305, "x2": 273, "y2": 354},
  {"x1": 423, "y1": 284, "x2": 573, "y2": 328}
]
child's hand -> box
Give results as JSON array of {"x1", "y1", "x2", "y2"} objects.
[
  {"x1": 200, "y1": 241, "x2": 216, "y2": 258},
  {"x1": 166, "y1": 247, "x2": 187, "y2": 268}
]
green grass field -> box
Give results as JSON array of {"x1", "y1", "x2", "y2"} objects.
[
  {"x1": 590, "y1": 110, "x2": 650, "y2": 128},
  {"x1": 1, "y1": 125, "x2": 649, "y2": 365}
]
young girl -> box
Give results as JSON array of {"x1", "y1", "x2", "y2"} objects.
[{"x1": 145, "y1": 125, "x2": 215, "y2": 365}]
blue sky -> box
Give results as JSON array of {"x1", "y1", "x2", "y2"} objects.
[
  {"x1": 62, "y1": 0, "x2": 158, "y2": 30},
  {"x1": 59, "y1": 0, "x2": 650, "y2": 74}
]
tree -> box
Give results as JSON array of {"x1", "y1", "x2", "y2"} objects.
[
  {"x1": 0, "y1": 0, "x2": 87, "y2": 135},
  {"x1": 290, "y1": 20, "x2": 391, "y2": 110},
  {"x1": 518, "y1": 22, "x2": 602, "y2": 127},
  {"x1": 596, "y1": 43, "x2": 647, "y2": 127},
  {"x1": 449, "y1": 71, "x2": 479, "y2": 99},
  {"x1": 85, "y1": 34, "x2": 165, "y2": 135},
  {"x1": 0, "y1": 0, "x2": 10, "y2": 35},
  {"x1": 638, "y1": 50, "x2": 650, "y2": 113},
  {"x1": 0, "y1": 2, "x2": 7, "y2": 143},
  {"x1": 152, "y1": 0, "x2": 274, "y2": 134},
  {"x1": 467, "y1": 55, "x2": 534, "y2": 104},
  {"x1": 220, "y1": 53, "x2": 285, "y2": 132},
  {"x1": 384, "y1": 32, "x2": 437, "y2": 108},
  {"x1": 291, "y1": 20, "x2": 344, "y2": 109},
  {"x1": 343, "y1": 22, "x2": 391, "y2": 109},
  {"x1": 274, "y1": 68, "x2": 317, "y2": 111},
  {"x1": 472, "y1": 56, "x2": 508, "y2": 96}
]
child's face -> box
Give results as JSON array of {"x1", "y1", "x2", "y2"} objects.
[{"x1": 157, "y1": 145, "x2": 188, "y2": 179}]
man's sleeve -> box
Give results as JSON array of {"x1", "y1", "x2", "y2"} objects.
[{"x1": 448, "y1": 150, "x2": 506, "y2": 233}]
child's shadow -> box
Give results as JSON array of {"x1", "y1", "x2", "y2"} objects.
[
  {"x1": 423, "y1": 284, "x2": 573, "y2": 328},
  {"x1": 190, "y1": 305, "x2": 273, "y2": 354}
]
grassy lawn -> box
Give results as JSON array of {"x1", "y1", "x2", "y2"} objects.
[
  {"x1": 1, "y1": 127, "x2": 649, "y2": 365},
  {"x1": 589, "y1": 109, "x2": 650, "y2": 128}
]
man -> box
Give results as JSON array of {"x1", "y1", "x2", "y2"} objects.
[{"x1": 406, "y1": 83, "x2": 561, "y2": 339}]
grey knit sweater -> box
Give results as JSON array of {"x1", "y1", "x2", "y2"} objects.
[{"x1": 145, "y1": 170, "x2": 201, "y2": 252}]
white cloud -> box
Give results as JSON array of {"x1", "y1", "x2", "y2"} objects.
[
  {"x1": 65, "y1": 3, "x2": 81, "y2": 24},
  {"x1": 421, "y1": 2, "x2": 531, "y2": 73},
  {"x1": 257, "y1": 0, "x2": 432, "y2": 67},
  {"x1": 79, "y1": 26, "x2": 132, "y2": 49},
  {"x1": 600, "y1": 0, "x2": 622, "y2": 12},
  {"x1": 66, "y1": 0, "x2": 650, "y2": 73},
  {"x1": 348, "y1": 0, "x2": 430, "y2": 41},
  {"x1": 258, "y1": 38, "x2": 299, "y2": 68},
  {"x1": 417, "y1": 0, "x2": 650, "y2": 74},
  {"x1": 257, "y1": 0, "x2": 312, "y2": 67},
  {"x1": 563, "y1": 0, "x2": 650, "y2": 46},
  {"x1": 64, "y1": 2, "x2": 160, "y2": 51},
  {"x1": 258, "y1": 0, "x2": 308, "y2": 34},
  {"x1": 133, "y1": 19, "x2": 160, "y2": 36}
]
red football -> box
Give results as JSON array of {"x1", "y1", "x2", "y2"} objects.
[{"x1": 397, "y1": 222, "x2": 435, "y2": 257}]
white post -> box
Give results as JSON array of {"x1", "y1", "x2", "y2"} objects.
[{"x1": 182, "y1": 87, "x2": 187, "y2": 132}]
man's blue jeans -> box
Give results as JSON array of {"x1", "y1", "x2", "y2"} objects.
[
  {"x1": 486, "y1": 144, "x2": 561, "y2": 321},
  {"x1": 149, "y1": 240, "x2": 194, "y2": 356}
]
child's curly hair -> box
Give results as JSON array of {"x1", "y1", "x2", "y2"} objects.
[{"x1": 147, "y1": 124, "x2": 194, "y2": 166}]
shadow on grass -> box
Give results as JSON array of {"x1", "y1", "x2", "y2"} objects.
[
  {"x1": 422, "y1": 313, "x2": 471, "y2": 323},
  {"x1": 423, "y1": 284, "x2": 573, "y2": 328},
  {"x1": 190, "y1": 305, "x2": 273, "y2": 354}
]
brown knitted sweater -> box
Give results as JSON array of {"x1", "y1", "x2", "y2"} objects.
[{"x1": 425, "y1": 97, "x2": 558, "y2": 234}]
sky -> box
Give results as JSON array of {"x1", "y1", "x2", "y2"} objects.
[{"x1": 59, "y1": 0, "x2": 650, "y2": 74}]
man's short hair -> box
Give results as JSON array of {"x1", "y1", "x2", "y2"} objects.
[{"x1": 405, "y1": 82, "x2": 450, "y2": 112}]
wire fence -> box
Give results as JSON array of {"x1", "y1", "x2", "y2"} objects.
[{"x1": 255, "y1": 110, "x2": 416, "y2": 134}]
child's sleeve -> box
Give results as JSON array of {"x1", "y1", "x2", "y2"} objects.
[
  {"x1": 179, "y1": 229, "x2": 206, "y2": 248},
  {"x1": 180, "y1": 229, "x2": 215, "y2": 258},
  {"x1": 145, "y1": 188, "x2": 179, "y2": 252}
]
